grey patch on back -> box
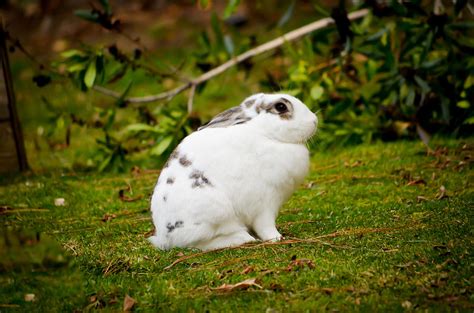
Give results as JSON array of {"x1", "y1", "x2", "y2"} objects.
[
  {"x1": 189, "y1": 169, "x2": 213, "y2": 188},
  {"x1": 163, "y1": 195, "x2": 167, "y2": 202},
  {"x1": 163, "y1": 148, "x2": 180, "y2": 168},
  {"x1": 198, "y1": 106, "x2": 251, "y2": 130},
  {"x1": 244, "y1": 99, "x2": 256, "y2": 108},
  {"x1": 179, "y1": 155, "x2": 192, "y2": 167},
  {"x1": 166, "y1": 220, "x2": 184, "y2": 233},
  {"x1": 166, "y1": 177, "x2": 175, "y2": 184}
]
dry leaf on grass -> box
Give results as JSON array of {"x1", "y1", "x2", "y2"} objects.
[
  {"x1": 118, "y1": 185, "x2": 143, "y2": 202},
  {"x1": 241, "y1": 266, "x2": 254, "y2": 275},
  {"x1": 407, "y1": 179, "x2": 426, "y2": 186},
  {"x1": 401, "y1": 300, "x2": 412, "y2": 309},
  {"x1": 416, "y1": 196, "x2": 429, "y2": 202},
  {"x1": 24, "y1": 293, "x2": 36, "y2": 302},
  {"x1": 437, "y1": 185, "x2": 448, "y2": 200},
  {"x1": 287, "y1": 258, "x2": 315, "y2": 271},
  {"x1": 143, "y1": 228, "x2": 155, "y2": 238},
  {"x1": 344, "y1": 160, "x2": 363, "y2": 168},
  {"x1": 0, "y1": 206, "x2": 12, "y2": 214},
  {"x1": 101, "y1": 213, "x2": 117, "y2": 222},
  {"x1": 123, "y1": 294, "x2": 136, "y2": 311},
  {"x1": 213, "y1": 278, "x2": 262, "y2": 292},
  {"x1": 54, "y1": 198, "x2": 66, "y2": 206}
]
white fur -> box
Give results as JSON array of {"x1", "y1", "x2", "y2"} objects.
[{"x1": 149, "y1": 93, "x2": 318, "y2": 250}]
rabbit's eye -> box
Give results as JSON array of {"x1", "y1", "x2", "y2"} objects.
[{"x1": 274, "y1": 102, "x2": 288, "y2": 113}]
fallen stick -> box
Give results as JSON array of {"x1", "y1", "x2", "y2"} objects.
[
  {"x1": 164, "y1": 225, "x2": 404, "y2": 270},
  {"x1": 93, "y1": 9, "x2": 370, "y2": 106}
]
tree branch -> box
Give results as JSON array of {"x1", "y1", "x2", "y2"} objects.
[
  {"x1": 163, "y1": 225, "x2": 408, "y2": 270},
  {"x1": 187, "y1": 83, "x2": 196, "y2": 113},
  {"x1": 93, "y1": 9, "x2": 369, "y2": 104}
]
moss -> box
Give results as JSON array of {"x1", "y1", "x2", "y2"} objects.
[{"x1": 0, "y1": 139, "x2": 473, "y2": 311}]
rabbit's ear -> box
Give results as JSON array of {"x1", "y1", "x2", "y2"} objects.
[{"x1": 198, "y1": 106, "x2": 251, "y2": 130}]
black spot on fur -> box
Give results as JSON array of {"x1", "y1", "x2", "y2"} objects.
[
  {"x1": 179, "y1": 155, "x2": 192, "y2": 167},
  {"x1": 166, "y1": 221, "x2": 184, "y2": 233},
  {"x1": 163, "y1": 195, "x2": 167, "y2": 202},
  {"x1": 190, "y1": 169, "x2": 213, "y2": 188},
  {"x1": 166, "y1": 177, "x2": 175, "y2": 184}
]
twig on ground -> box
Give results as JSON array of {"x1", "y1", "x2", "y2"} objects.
[
  {"x1": 0, "y1": 206, "x2": 49, "y2": 214},
  {"x1": 93, "y1": 9, "x2": 369, "y2": 105},
  {"x1": 279, "y1": 220, "x2": 320, "y2": 227},
  {"x1": 163, "y1": 225, "x2": 405, "y2": 270}
]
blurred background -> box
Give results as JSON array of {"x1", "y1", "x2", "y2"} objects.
[{"x1": 1, "y1": 0, "x2": 473, "y2": 173}]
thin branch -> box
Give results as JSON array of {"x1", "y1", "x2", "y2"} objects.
[
  {"x1": 93, "y1": 82, "x2": 192, "y2": 102},
  {"x1": 94, "y1": 9, "x2": 370, "y2": 104},
  {"x1": 187, "y1": 83, "x2": 197, "y2": 113},
  {"x1": 163, "y1": 224, "x2": 406, "y2": 270}
]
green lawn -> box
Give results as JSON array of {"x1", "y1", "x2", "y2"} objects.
[{"x1": 0, "y1": 139, "x2": 473, "y2": 312}]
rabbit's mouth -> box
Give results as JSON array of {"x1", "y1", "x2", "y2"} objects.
[{"x1": 301, "y1": 119, "x2": 318, "y2": 146}]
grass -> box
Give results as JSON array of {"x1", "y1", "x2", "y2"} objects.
[{"x1": 0, "y1": 138, "x2": 473, "y2": 312}]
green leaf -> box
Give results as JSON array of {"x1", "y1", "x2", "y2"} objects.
[
  {"x1": 98, "y1": 153, "x2": 114, "y2": 172},
  {"x1": 99, "y1": 0, "x2": 112, "y2": 15},
  {"x1": 310, "y1": 85, "x2": 324, "y2": 101},
  {"x1": 335, "y1": 129, "x2": 349, "y2": 136},
  {"x1": 416, "y1": 124, "x2": 431, "y2": 146},
  {"x1": 277, "y1": 1, "x2": 295, "y2": 28},
  {"x1": 327, "y1": 100, "x2": 352, "y2": 118},
  {"x1": 366, "y1": 59, "x2": 377, "y2": 81},
  {"x1": 420, "y1": 58, "x2": 443, "y2": 69},
  {"x1": 448, "y1": 21, "x2": 474, "y2": 30},
  {"x1": 151, "y1": 136, "x2": 173, "y2": 156},
  {"x1": 211, "y1": 13, "x2": 225, "y2": 50},
  {"x1": 67, "y1": 63, "x2": 86, "y2": 73},
  {"x1": 414, "y1": 76, "x2": 430, "y2": 93},
  {"x1": 198, "y1": 0, "x2": 210, "y2": 9},
  {"x1": 279, "y1": 89, "x2": 301, "y2": 96},
  {"x1": 463, "y1": 116, "x2": 474, "y2": 124},
  {"x1": 406, "y1": 86, "x2": 415, "y2": 107},
  {"x1": 104, "y1": 109, "x2": 116, "y2": 131},
  {"x1": 440, "y1": 97, "x2": 450, "y2": 122},
  {"x1": 170, "y1": 110, "x2": 183, "y2": 119},
  {"x1": 124, "y1": 123, "x2": 160, "y2": 133},
  {"x1": 84, "y1": 59, "x2": 97, "y2": 89},
  {"x1": 312, "y1": 3, "x2": 329, "y2": 16},
  {"x1": 223, "y1": 0, "x2": 240, "y2": 18},
  {"x1": 116, "y1": 81, "x2": 133, "y2": 107},
  {"x1": 74, "y1": 10, "x2": 100, "y2": 23},
  {"x1": 223, "y1": 35, "x2": 234, "y2": 56},
  {"x1": 457, "y1": 100, "x2": 470, "y2": 109},
  {"x1": 199, "y1": 32, "x2": 211, "y2": 51},
  {"x1": 464, "y1": 75, "x2": 474, "y2": 89},
  {"x1": 60, "y1": 49, "x2": 87, "y2": 59}
]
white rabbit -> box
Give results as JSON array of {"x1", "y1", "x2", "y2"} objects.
[{"x1": 149, "y1": 93, "x2": 318, "y2": 251}]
